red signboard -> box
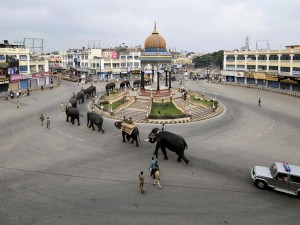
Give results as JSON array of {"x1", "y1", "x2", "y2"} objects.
[
  {"x1": 112, "y1": 52, "x2": 118, "y2": 59},
  {"x1": 32, "y1": 72, "x2": 52, "y2": 77}
]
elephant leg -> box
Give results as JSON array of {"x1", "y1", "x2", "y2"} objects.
[
  {"x1": 135, "y1": 137, "x2": 139, "y2": 147},
  {"x1": 66, "y1": 115, "x2": 69, "y2": 122},
  {"x1": 182, "y1": 155, "x2": 189, "y2": 165},
  {"x1": 177, "y1": 156, "x2": 182, "y2": 162},
  {"x1": 71, "y1": 117, "x2": 75, "y2": 125},
  {"x1": 153, "y1": 144, "x2": 160, "y2": 159},
  {"x1": 126, "y1": 135, "x2": 130, "y2": 141},
  {"x1": 91, "y1": 123, "x2": 95, "y2": 130},
  {"x1": 77, "y1": 117, "x2": 80, "y2": 126},
  {"x1": 100, "y1": 127, "x2": 105, "y2": 134},
  {"x1": 160, "y1": 146, "x2": 168, "y2": 160},
  {"x1": 122, "y1": 132, "x2": 126, "y2": 142}
]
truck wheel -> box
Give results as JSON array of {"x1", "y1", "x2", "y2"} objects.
[{"x1": 255, "y1": 180, "x2": 267, "y2": 189}]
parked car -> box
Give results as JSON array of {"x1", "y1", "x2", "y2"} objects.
[{"x1": 251, "y1": 162, "x2": 300, "y2": 197}]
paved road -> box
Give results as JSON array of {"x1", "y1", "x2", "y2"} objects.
[{"x1": 1, "y1": 79, "x2": 300, "y2": 225}]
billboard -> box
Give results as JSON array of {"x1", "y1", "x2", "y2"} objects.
[{"x1": 111, "y1": 51, "x2": 118, "y2": 59}]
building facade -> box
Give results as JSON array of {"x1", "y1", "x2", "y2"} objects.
[
  {"x1": 0, "y1": 41, "x2": 51, "y2": 93},
  {"x1": 222, "y1": 45, "x2": 300, "y2": 91}
]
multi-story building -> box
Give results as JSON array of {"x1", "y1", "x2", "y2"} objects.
[
  {"x1": 222, "y1": 45, "x2": 300, "y2": 91},
  {"x1": 0, "y1": 40, "x2": 52, "y2": 93},
  {"x1": 61, "y1": 46, "x2": 141, "y2": 80}
]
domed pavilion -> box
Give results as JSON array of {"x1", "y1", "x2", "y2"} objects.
[{"x1": 139, "y1": 22, "x2": 173, "y2": 91}]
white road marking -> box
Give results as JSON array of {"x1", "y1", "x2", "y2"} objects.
[{"x1": 254, "y1": 120, "x2": 275, "y2": 138}]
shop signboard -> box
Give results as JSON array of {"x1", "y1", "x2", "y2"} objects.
[
  {"x1": 265, "y1": 74, "x2": 278, "y2": 81},
  {"x1": 32, "y1": 72, "x2": 52, "y2": 77},
  {"x1": 278, "y1": 76, "x2": 300, "y2": 84},
  {"x1": 0, "y1": 77, "x2": 9, "y2": 84},
  {"x1": 244, "y1": 72, "x2": 254, "y2": 78},
  {"x1": 253, "y1": 72, "x2": 266, "y2": 79}
]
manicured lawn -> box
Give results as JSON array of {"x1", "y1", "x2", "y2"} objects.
[
  {"x1": 150, "y1": 102, "x2": 185, "y2": 117},
  {"x1": 190, "y1": 94, "x2": 217, "y2": 107},
  {"x1": 101, "y1": 98, "x2": 125, "y2": 110}
]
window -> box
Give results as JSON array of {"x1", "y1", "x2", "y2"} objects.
[
  {"x1": 20, "y1": 65, "x2": 28, "y2": 72},
  {"x1": 81, "y1": 56, "x2": 84, "y2": 60},
  {"x1": 19, "y1": 55, "x2": 27, "y2": 61},
  {"x1": 269, "y1": 66, "x2": 278, "y2": 71},
  {"x1": 134, "y1": 62, "x2": 139, "y2": 67},
  {"x1": 85, "y1": 63, "x2": 88, "y2": 67},
  {"x1": 290, "y1": 176, "x2": 300, "y2": 183},
  {"x1": 280, "y1": 67, "x2": 290, "y2": 72},
  {"x1": 127, "y1": 56, "x2": 133, "y2": 59},
  {"x1": 85, "y1": 56, "x2": 88, "y2": 60},
  {"x1": 226, "y1": 55, "x2": 234, "y2": 61},
  {"x1": 120, "y1": 56, "x2": 126, "y2": 60},
  {"x1": 293, "y1": 54, "x2": 300, "y2": 61},
  {"x1": 237, "y1": 55, "x2": 245, "y2": 60},
  {"x1": 247, "y1": 55, "x2": 256, "y2": 61},
  {"x1": 258, "y1": 55, "x2": 267, "y2": 60},
  {"x1": 281, "y1": 54, "x2": 290, "y2": 60},
  {"x1": 269, "y1": 55, "x2": 278, "y2": 60},
  {"x1": 96, "y1": 63, "x2": 99, "y2": 68},
  {"x1": 121, "y1": 62, "x2": 126, "y2": 68}
]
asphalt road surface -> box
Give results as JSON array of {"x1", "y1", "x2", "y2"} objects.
[{"x1": 1, "y1": 79, "x2": 300, "y2": 225}]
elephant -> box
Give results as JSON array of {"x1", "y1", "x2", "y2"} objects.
[
  {"x1": 85, "y1": 85, "x2": 96, "y2": 99},
  {"x1": 120, "y1": 80, "x2": 131, "y2": 90},
  {"x1": 69, "y1": 97, "x2": 77, "y2": 108},
  {"x1": 133, "y1": 79, "x2": 141, "y2": 87},
  {"x1": 87, "y1": 112, "x2": 104, "y2": 133},
  {"x1": 114, "y1": 121, "x2": 139, "y2": 147},
  {"x1": 144, "y1": 79, "x2": 151, "y2": 86},
  {"x1": 148, "y1": 128, "x2": 189, "y2": 164},
  {"x1": 106, "y1": 82, "x2": 115, "y2": 95},
  {"x1": 77, "y1": 91, "x2": 85, "y2": 104},
  {"x1": 66, "y1": 107, "x2": 80, "y2": 126}
]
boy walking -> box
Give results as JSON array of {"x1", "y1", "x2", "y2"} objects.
[
  {"x1": 40, "y1": 114, "x2": 45, "y2": 126},
  {"x1": 139, "y1": 171, "x2": 145, "y2": 193},
  {"x1": 153, "y1": 168, "x2": 162, "y2": 189},
  {"x1": 46, "y1": 117, "x2": 50, "y2": 129},
  {"x1": 16, "y1": 100, "x2": 20, "y2": 109}
]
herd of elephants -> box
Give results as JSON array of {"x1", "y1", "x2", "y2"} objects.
[{"x1": 65, "y1": 80, "x2": 189, "y2": 165}]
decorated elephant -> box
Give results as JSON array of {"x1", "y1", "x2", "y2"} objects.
[
  {"x1": 66, "y1": 107, "x2": 80, "y2": 126},
  {"x1": 148, "y1": 128, "x2": 189, "y2": 164},
  {"x1": 69, "y1": 97, "x2": 77, "y2": 108},
  {"x1": 106, "y1": 82, "x2": 115, "y2": 95},
  {"x1": 85, "y1": 85, "x2": 96, "y2": 99},
  {"x1": 87, "y1": 112, "x2": 104, "y2": 133},
  {"x1": 120, "y1": 80, "x2": 131, "y2": 90},
  {"x1": 133, "y1": 79, "x2": 141, "y2": 87},
  {"x1": 144, "y1": 78, "x2": 151, "y2": 86},
  {"x1": 77, "y1": 91, "x2": 85, "y2": 104},
  {"x1": 114, "y1": 121, "x2": 139, "y2": 147}
]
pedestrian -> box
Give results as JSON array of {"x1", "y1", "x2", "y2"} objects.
[
  {"x1": 258, "y1": 98, "x2": 261, "y2": 107},
  {"x1": 128, "y1": 117, "x2": 133, "y2": 124},
  {"x1": 41, "y1": 85, "x2": 44, "y2": 91},
  {"x1": 153, "y1": 168, "x2": 162, "y2": 189},
  {"x1": 39, "y1": 114, "x2": 45, "y2": 126},
  {"x1": 150, "y1": 157, "x2": 158, "y2": 179},
  {"x1": 16, "y1": 91, "x2": 19, "y2": 98},
  {"x1": 161, "y1": 123, "x2": 166, "y2": 131},
  {"x1": 16, "y1": 100, "x2": 20, "y2": 109},
  {"x1": 139, "y1": 171, "x2": 145, "y2": 193},
  {"x1": 27, "y1": 88, "x2": 30, "y2": 96},
  {"x1": 60, "y1": 102, "x2": 64, "y2": 112},
  {"x1": 46, "y1": 117, "x2": 50, "y2": 129}
]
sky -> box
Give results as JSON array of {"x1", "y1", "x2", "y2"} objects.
[{"x1": 2, "y1": 0, "x2": 300, "y2": 53}]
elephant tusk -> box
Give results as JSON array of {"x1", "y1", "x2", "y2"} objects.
[{"x1": 144, "y1": 139, "x2": 149, "y2": 141}]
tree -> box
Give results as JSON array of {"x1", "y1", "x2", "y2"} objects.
[
  {"x1": 192, "y1": 54, "x2": 214, "y2": 68},
  {"x1": 212, "y1": 50, "x2": 224, "y2": 70}
]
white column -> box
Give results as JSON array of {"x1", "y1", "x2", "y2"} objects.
[
  {"x1": 244, "y1": 55, "x2": 248, "y2": 70},
  {"x1": 223, "y1": 54, "x2": 227, "y2": 70},
  {"x1": 255, "y1": 54, "x2": 258, "y2": 72},
  {"x1": 278, "y1": 54, "x2": 281, "y2": 74},
  {"x1": 234, "y1": 54, "x2": 237, "y2": 70},
  {"x1": 266, "y1": 54, "x2": 269, "y2": 72},
  {"x1": 290, "y1": 54, "x2": 294, "y2": 75}
]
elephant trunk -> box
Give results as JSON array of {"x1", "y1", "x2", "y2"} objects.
[{"x1": 114, "y1": 121, "x2": 122, "y2": 129}]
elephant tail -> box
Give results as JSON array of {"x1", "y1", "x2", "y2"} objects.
[{"x1": 184, "y1": 139, "x2": 188, "y2": 150}]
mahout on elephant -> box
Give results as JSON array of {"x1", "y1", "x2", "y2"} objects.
[
  {"x1": 87, "y1": 112, "x2": 104, "y2": 133},
  {"x1": 69, "y1": 97, "x2": 77, "y2": 108},
  {"x1": 77, "y1": 91, "x2": 85, "y2": 104},
  {"x1": 85, "y1": 85, "x2": 96, "y2": 99},
  {"x1": 133, "y1": 80, "x2": 141, "y2": 87},
  {"x1": 120, "y1": 80, "x2": 131, "y2": 90},
  {"x1": 65, "y1": 107, "x2": 80, "y2": 126},
  {"x1": 106, "y1": 82, "x2": 115, "y2": 95},
  {"x1": 148, "y1": 128, "x2": 189, "y2": 164},
  {"x1": 114, "y1": 121, "x2": 139, "y2": 147}
]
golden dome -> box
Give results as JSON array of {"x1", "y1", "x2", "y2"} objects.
[{"x1": 144, "y1": 22, "x2": 166, "y2": 49}]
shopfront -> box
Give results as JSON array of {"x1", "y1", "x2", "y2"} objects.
[
  {"x1": 0, "y1": 77, "x2": 9, "y2": 92},
  {"x1": 31, "y1": 72, "x2": 52, "y2": 87}
]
